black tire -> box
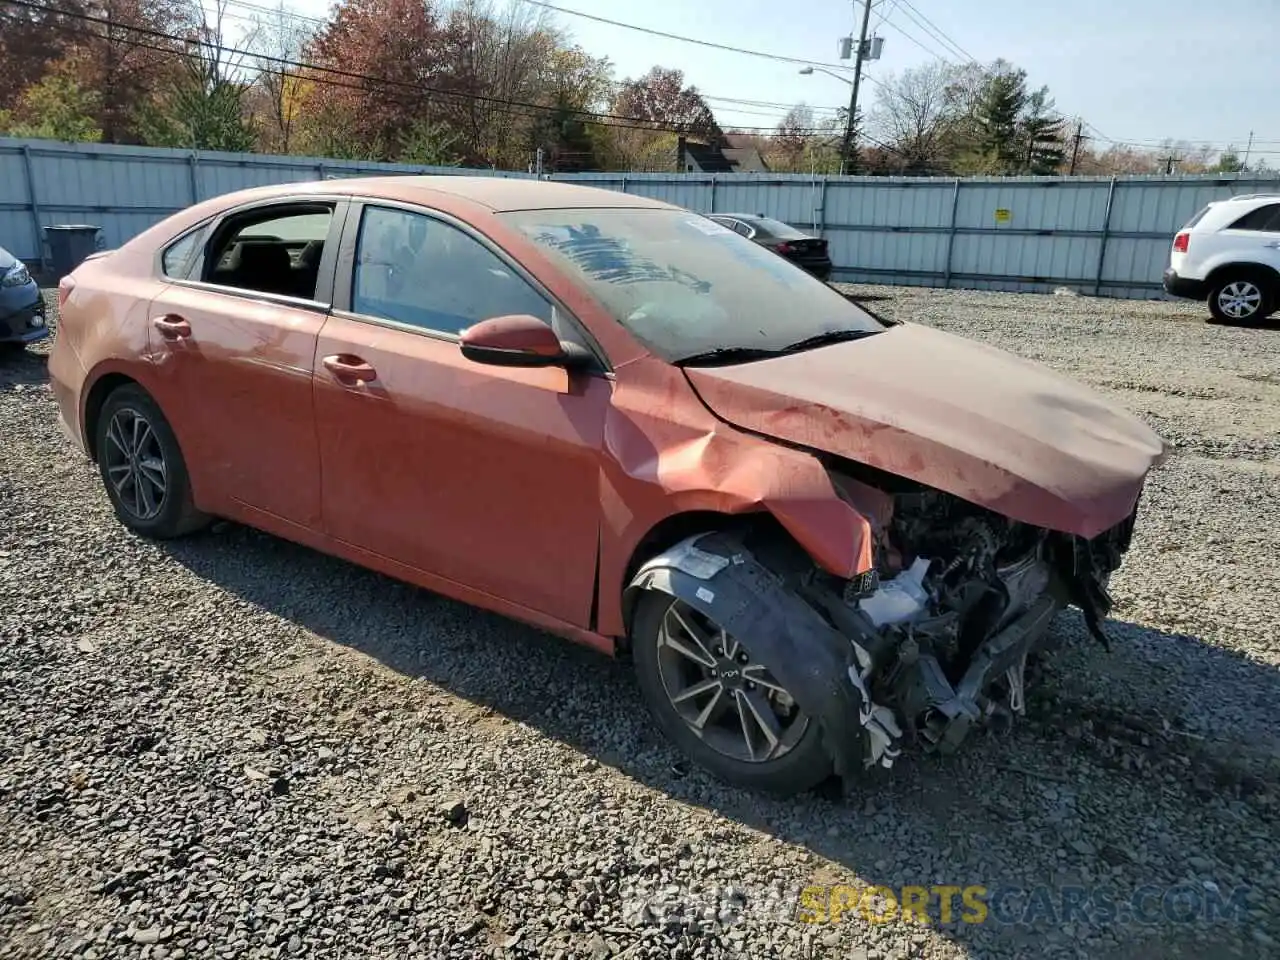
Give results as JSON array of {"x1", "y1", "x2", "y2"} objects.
[
  {"x1": 95, "y1": 384, "x2": 208, "y2": 538},
  {"x1": 1207, "y1": 271, "x2": 1274, "y2": 325},
  {"x1": 631, "y1": 590, "x2": 833, "y2": 796}
]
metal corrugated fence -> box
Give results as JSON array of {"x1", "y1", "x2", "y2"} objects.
[{"x1": 4, "y1": 137, "x2": 1278, "y2": 297}]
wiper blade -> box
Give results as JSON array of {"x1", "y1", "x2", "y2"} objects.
[
  {"x1": 674, "y1": 346, "x2": 783, "y2": 367},
  {"x1": 777, "y1": 328, "x2": 879, "y2": 354}
]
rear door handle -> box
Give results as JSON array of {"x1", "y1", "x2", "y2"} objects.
[
  {"x1": 1263, "y1": 241, "x2": 1280, "y2": 249},
  {"x1": 153, "y1": 314, "x2": 192, "y2": 340},
  {"x1": 322, "y1": 354, "x2": 377, "y2": 384}
]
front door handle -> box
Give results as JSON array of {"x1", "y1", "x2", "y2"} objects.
[
  {"x1": 322, "y1": 354, "x2": 377, "y2": 384},
  {"x1": 153, "y1": 314, "x2": 192, "y2": 340}
]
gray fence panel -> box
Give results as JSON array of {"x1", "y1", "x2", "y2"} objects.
[{"x1": 4, "y1": 136, "x2": 1279, "y2": 297}]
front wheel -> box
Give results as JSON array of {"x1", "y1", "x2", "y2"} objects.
[
  {"x1": 95, "y1": 384, "x2": 208, "y2": 538},
  {"x1": 631, "y1": 591, "x2": 833, "y2": 795},
  {"x1": 1207, "y1": 273, "x2": 1274, "y2": 324}
]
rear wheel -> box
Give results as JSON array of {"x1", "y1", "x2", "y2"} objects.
[
  {"x1": 95, "y1": 384, "x2": 208, "y2": 538},
  {"x1": 1207, "y1": 272, "x2": 1274, "y2": 324},
  {"x1": 631, "y1": 591, "x2": 832, "y2": 795}
]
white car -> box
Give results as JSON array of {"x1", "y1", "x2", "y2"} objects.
[{"x1": 1163, "y1": 193, "x2": 1280, "y2": 323}]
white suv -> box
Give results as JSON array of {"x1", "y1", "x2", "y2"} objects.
[{"x1": 1163, "y1": 194, "x2": 1280, "y2": 323}]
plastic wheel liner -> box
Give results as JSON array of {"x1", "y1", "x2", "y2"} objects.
[{"x1": 626, "y1": 531, "x2": 896, "y2": 788}]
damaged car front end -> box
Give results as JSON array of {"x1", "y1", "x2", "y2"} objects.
[{"x1": 626, "y1": 473, "x2": 1143, "y2": 792}]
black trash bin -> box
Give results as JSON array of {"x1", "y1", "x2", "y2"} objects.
[{"x1": 44, "y1": 224, "x2": 102, "y2": 279}]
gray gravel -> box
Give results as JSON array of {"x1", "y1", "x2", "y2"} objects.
[{"x1": 2, "y1": 286, "x2": 1278, "y2": 960}]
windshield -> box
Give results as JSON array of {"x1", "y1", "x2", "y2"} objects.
[{"x1": 501, "y1": 207, "x2": 883, "y2": 362}]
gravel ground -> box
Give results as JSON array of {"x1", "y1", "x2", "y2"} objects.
[{"x1": 2, "y1": 286, "x2": 1278, "y2": 960}]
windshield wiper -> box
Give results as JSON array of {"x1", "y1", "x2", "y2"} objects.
[
  {"x1": 776, "y1": 328, "x2": 879, "y2": 354},
  {"x1": 674, "y1": 346, "x2": 784, "y2": 367},
  {"x1": 675, "y1": 328, "x2": 881, "y2": 367}
]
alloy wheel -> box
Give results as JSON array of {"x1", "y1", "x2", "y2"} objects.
[
  {"x1": 1217, "y1": 280, "x2": 1262, "y2": 319},
  {"x1": 654, "y1": 599, "x2": 808, "y2": 764},
  {"x1": 102, "y1": 407, "x2": 168, "y2": 521}
]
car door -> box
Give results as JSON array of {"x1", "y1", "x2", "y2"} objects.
[
  {"x1": 313, "y1": 201, "x2": 610, "y2": 627},
  {"x1": 146, "y1": 198, "x2": 347, "y2": 529}
]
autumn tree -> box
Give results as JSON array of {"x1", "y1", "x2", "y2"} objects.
[
  {"x1": 613, "y1": 67, "x2": 722, "y2": 143},
  {"x1": 67, "y1": 0, "x2": 196, "y2": 143},
  {"x1": 0, "y1": 0, "x2": 85, "y2": 113},
  {"x1": 434, "y1": 0, "x2": 566, "y2": 167},
  {"x1": 302, "y1": 0, "x2": 447, "y2": 160}
]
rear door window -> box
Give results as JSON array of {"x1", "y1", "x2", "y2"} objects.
[
  {"x1": 1227, "y1": 203, "x2": 1280, "y2": 231},
  {"x1": 204, "y1": 205, "x2": 334, "y2": 301}
]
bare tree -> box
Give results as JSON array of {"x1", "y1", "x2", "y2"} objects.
[
  {"x1": 869, "y1": 61, "x2": 956, "y2": 174},
  {"x1": 773, "y1": 103, "x2": 814, "y2": 170},
  {"x1": 248, "y1": 1, "x2": 314, "y2": 153}
]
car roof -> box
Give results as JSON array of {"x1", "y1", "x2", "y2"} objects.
[
  {"x1": 1222, "y1": 193, "x2": 1280, "y2": 203},
  {"x1": 244, "y1": 175, "x2": 676, "y2": 213}
]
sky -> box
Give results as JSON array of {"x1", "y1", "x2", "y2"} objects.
[{"x1": 263, "y1": 0, "x2": 1280, "y2": 160}]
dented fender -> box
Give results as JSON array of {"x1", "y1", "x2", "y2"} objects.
[{"x1": 625, "y1": 532, "x2": 868, "y2": 785}]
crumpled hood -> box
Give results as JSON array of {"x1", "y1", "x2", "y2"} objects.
[{"x1": 684, "y1": 322, "x2": 1170, "y2": 539}]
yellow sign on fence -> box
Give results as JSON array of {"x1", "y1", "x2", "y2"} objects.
[{"x1": 994, "y1": 208, "x2": 1012, "y2": 223}]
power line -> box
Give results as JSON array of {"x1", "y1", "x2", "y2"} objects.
[
  {"x1": 514, "y1": 0, "x2": 881, "y2": 83},
  {"x1": 215, "y1": 0, "x2": 849, "y2": 120},
  {"x1": 894, "y1": 0, "x2": 976, "y2": 61},
  {"x1": 1084, "y1": 123, "x2": 1280, "y2": 152},
  {"x1": 4, "y1": 0, "x2": 851, "y2": 138},
  {"x1": 878, "y1": 9, "x2": 955, "y2": 63}
]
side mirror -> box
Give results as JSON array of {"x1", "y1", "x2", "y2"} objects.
[{"x1": 459, "y1": 314, "x2": 589, "y2": 369}]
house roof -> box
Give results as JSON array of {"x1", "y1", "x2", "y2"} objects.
[
  {"x1": 722, "y1": 147, "x2": 770, "y2": 173},
  {"x1": 682, "y1": 142, "x2": 736, "y2": 173}
]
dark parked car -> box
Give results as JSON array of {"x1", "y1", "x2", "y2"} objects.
[
  {"x1": 707, "y1": 213, "x2": 833, "y2": 280},
  {"x1": 0, "y1": 244, "x2": 48, "y2": 349}
]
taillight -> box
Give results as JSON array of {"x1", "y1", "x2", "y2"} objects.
[
  {"x1": 1173, "y1": 232, "x2": 1190, "y2": 253},
  {"x1": 57, "y1": 275, "x2": 75, "y2": 310},
  {"x1": 775, "y1": 242, "x2": 793, "y2": 254}
]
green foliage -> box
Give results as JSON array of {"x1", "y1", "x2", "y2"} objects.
[
  {"x1": 1214, "y1": 148, "x2": 1245, "y2": 173},
  {"x1": 139, "y1": 80, "x2": 256, "y2": 152},
  {"x1": 399, "y1": 119, "x2": 462, "y2": 167},
  {"x1": 0, "y1": 70, "x2": 102, "y2": 143}
]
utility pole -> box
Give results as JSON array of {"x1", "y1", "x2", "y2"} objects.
[
  {"x1": 1243, "y1": 130, "x2": 1255, "y2": 170},
  {"x1": 1068, "y1": 120, "x2": 1087, "y2": 176},
  {"x1": 838, "y1": 0, "x2": 874, "y2": 176}
]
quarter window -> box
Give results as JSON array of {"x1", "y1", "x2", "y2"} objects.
[
  {"x1": 351, "y1": 206, "x2": 553, "y2": 336},
  {"x1": 161, "y1": 226, "x2": 207, "y2": 279},
  {"x1": 1228, "y1": 204, "x2": 1280, "y2": 231}
]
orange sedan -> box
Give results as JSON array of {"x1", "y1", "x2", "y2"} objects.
[{"x1": 49, "y1": 177, "x2": 1168, "y2": 795}]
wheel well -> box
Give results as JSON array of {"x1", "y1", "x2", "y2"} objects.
[
  {"x1": 617, "y1": 509, "x2": 794, "y2": 647},
  {"x1": 1205, "y1": 262, "x2": 1280, "y2": 290},
  {"x1": 83, "y1": 373, "x2": 138, "y2": 462}
]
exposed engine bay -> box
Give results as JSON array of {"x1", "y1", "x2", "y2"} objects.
[
  {"x1": 629, "y1": 469, "x2": 1140, "y2": 784},
  {"x1": 829, "y1": 484, "x2": 1133, "y2": 768}
]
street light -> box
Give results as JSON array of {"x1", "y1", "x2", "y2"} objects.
[{"x1": 798, "y1": 66, "x2": 852, "y2": 86}]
